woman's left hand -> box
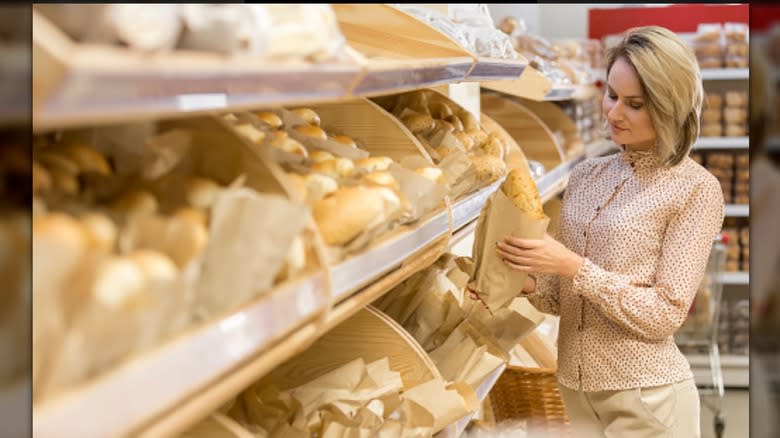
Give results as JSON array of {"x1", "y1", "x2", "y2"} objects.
[{"x1": 496, "y1": 233, "x2": 584, "y2": 280}]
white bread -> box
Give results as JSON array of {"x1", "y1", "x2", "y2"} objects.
[
  {"x1": 368, "y1": 187, "x2": 403, "y2": 228},
  {"x1": 361, "y1": 171, "x2": 399, "y2": 191},
  {"x1": 330, "y1": 134, "x2": 358, "y2": 149},
  {"x1": 311, "y1": 158, "x2": 354, "y2": 179},
  {"x1": 354, "y1": 156, "x2": 393, "y2": 174},
  {"x1": 501, "y1": 168, "x2": 545, "y2": 219},
  {"x1": 233, "y1": 123, "x2": 266, "y2": 144},
  {"x1": 305, "y1": 173, "x2": 339, "y2": 202},
  {"x1": 33, "y1": 161, "x2": 52, "y2": 195},
  {"x1": 255, "y1": 111, "x2": 283, "y2": 129},
  {"x1": 290, "y1": 108, "x2": 321, "y2": 126},
  {"x1": 309, "y1": 150, "x2": 335, "y2": 163},
  {"x1": 80, "y1": 213, "x2": 118, "y2": 253},
  {"x1": 401, "y1": 114, "x2": 435, "y2": 134},
  {"x1": 128, "y1": 249, "x2": 179, "y2": 285},
  {"x1": 415, "y1": 167, "x2": 444, "y2": 184},
  {"x1": 58, "y1": 143, "x2": 111, "y2": 175},
  {"x1": 185, "y1": 177, "x2": 222, "y2": 210},
  {"x1": 313, "y1": 186, "x2": 386, "y2": 246},
  {"x1": 92, "y1": 256, "x2": 147, "y2": 310},
  {"x1": 111, "y1": 190, "x2": 159, "y2": 218},
  {"x1": 293, "y1": 124, "x2": 327, "y2": 141}
]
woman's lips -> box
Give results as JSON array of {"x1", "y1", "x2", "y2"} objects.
[{"x1": 610, "y1": 124, "x2": 627, "y2": 134}]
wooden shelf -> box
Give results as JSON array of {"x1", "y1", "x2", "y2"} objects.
[
  {"x1": 718, "y1": 271, "x2": 749, "y2": 285},
  {"x1": 693, "y1": 137, "x2": 749, "y2": 150},
  {"x1": 700, "y1": 68, "x2": 749, "y2": 80},
  {"x1": 724, "y1": 204, "x2": 749, "y2": 217},
  {"x1": 32, "y1": 5, "x2": 529, "y2": 132}
]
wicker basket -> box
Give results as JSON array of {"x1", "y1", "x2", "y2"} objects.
[{"x1": 487, "y1": 365, "x2": 572, "y2": 438}]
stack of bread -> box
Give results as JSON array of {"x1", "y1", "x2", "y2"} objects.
[
  {"x1": 691, "y1": 24, "x2": 724, "y2": 69},
  {"x1": 224, "y1": 108, "x2": 443, "y2": 250},
  {"x1": 375, "y1": 90, "x2": 509, "y2": 189},
  {"x1": 698, "y1": 151, "x2": 748, "y2": 205},
  {"x1": 721, "y1": 219, "x2": 743, "y2": 273},
  {"x1": 704, "y1": 152, "x2": 736, "y2": 204},
  {"x1": 724, "y1": 91, "x2": 749, "y2": 138},
  {"x1": 734, "y1": 152, "x2": 749, "y2": 205},
  {"x1": 724, "y1": 23, "x2": 749, "y2": 68},
  {"x1": 701, "y1": 91, "x2": 724, "y2": 137}
]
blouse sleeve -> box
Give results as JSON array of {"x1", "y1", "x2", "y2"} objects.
[{"x1": 571, "y1": 176, "x2": 725, "y2": 341}]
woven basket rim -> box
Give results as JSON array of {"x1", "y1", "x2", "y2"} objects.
[{"x1": 505, "y1": 365, "x2": 557, "y2": 374}]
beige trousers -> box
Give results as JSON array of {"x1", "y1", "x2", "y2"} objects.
[{"x1": 558, "y1": 378, "x2": 700, "y2": 438}]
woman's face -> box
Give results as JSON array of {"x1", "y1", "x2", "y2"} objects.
[{"x1": 603, "y1": 56, "x2": 657, "y2": 151}]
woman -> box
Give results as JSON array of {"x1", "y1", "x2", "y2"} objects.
[{"x1": 497, "y1": 26, "x2": 724, "y2": 437}]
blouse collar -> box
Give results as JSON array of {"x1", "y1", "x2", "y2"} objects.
[{"x1": 619, "y1": 144, "x2": 660, "y2": 171}]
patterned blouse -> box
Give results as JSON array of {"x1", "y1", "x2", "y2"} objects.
[{"x1": 525, "y1": 146, "x2": 724, "y2": 391}]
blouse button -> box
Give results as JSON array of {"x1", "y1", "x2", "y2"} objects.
[{"x1": 630, "y1": 162, "x2": 635, "y2": 168}]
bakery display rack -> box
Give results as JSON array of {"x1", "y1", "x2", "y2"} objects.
[
  {"x1": 700, "y1": 68, "x2": 750, "y2": 81},
  {"x1": 724, "y1": 204, "x2": 749, "y2": 217},
  {"x1": 692, "y1": 136, "x2": 749, "y2": 150}
]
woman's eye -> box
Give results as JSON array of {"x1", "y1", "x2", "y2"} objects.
[
  {"x1": 608, "y1": 94, "x2": 617, "y2": 100},
  {"x1": 630, "y1": 103, "x2": 643, "y2": 109}
]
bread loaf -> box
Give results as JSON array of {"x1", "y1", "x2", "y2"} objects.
[
  {"x1": 173, "y1": 207, "x2": 208, "y2": 228},
  {"x1": 59, "y1": 143, "x2": 112, "y2": 176},
  {"x1": 470, "y1": 155, "x2": 507, "y2": 183},
  {"x1": 361, "y1": 171, "x2": 399, "y2": 191},
  {"x1": 501, "y1": 168, "x2": 545, "y2": 220},
  {"x1": 312, "y1": 186, "x2": 386, "y2": 246},
  {"x1": 290, "y1": 108, "x2": 321, "y2": 126},
  {"x1": 255, "y1": 112, "x2": 283, "y2": 129},
  {"x1": 481, "y1": 137, "x2": 506, "y2": 160},
  {"x1": 311, "y1": 158, "x2": 354, "y2": 179},
  {"x1": 309, "y1": 150, "x2": 335, "y2": 163},
  {"x1": 128, "y1": 249, "x2": 178, "y2": 285},
  {"x1": 186, "y1": 177, "x2": 222, "y2": 210},
  {"x1": 701, "y1": 109, "x2": 722, "y2": 124},
  {"x1": 233, "y1": 123, "x2": 266, "y2": 144},
  {"x1": 701, "y1": 123, "x2": 723, "y2": 137},
  {"x1": 401, "y1": 114, "x2": 435, "y2": 135},
  {"x1": 294, "y1": 125, "x2": 327, "y2": 141},
  {"x1": 330, "y1": 135, "x2": 358, "y2": 149},
  {"x1": 305, "y1": 173, "x2": 338, "y2": 202},
  {"x1": 111, "y1": 190, "x2": 158, "y2": 218},
  {"x1": 270, "y1": 131, "x2": 308, "y2": 157},
  {"x1": 354, "y1": 157, "x2": 393, "y2": 174},
  {"x1": 433, "y1": 119, "x2": 456, "y2": 136},
  {"x1": 466, "y1": 129, "x2": 488, "y2": 147}
]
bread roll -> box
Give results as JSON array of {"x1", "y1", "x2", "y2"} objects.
[
  {"x1": 501, "y1": 168, "x2": 545, "y2": 219},
  {"x1": 470, "y1": 155, "x2": 507, "y2": 183},
  {"x1": 735, "y1": 154, "x2": 749, "y2": 167},
  {"x1": 290, "y1": 108, "x2": 320, "y2": 126},
  {"x1": 361, "y1": 171, "x2": 400, "y2": 191},
  {"x1": 415, "y1": 167, "x2": 444, "y2": 184},
  {"x1": 433, "y1": 119, "x2": 456, "y2": 136},
  {"x1": 313, "y1": 186, "x2": 386, "y2": 245},
  {"x1": 725, "y1": 91, "x2": 748, "y2": 108},
  {"x1": 168, "y1": 214, "x2": 209, "y2": 268},
  {"x1": 255, "y1": 111, "x2": 283, "y2": 129},
  {"x1": 354, "y1": 157, "x2": 393, "y2": 174},
  {"x1": 701, "y1": 109, "x2": 722, "y2": 124},
  {"x1": 48, "y1": 167, "x2": 79, "y2": 196},
  {"x1": 701, "y1": 123, "x2": 723, "y2": 137},
  {"x1": 128, "y1": 249, "x2": 178, "y2": 285},
  {"x1": 694, "y1": 43, "x2": 722, "y2": 57},
  {"x1": 430, "y1": 101, "x2": 454, "y2": 119},
  {"x1": 724, "y1": 108, "x2": 747, "y2": 124},
  {"x1": 222, "y1": 113, "x2": 238, "y2": 122},
  {"x1": 401, "y1": 114, "x2": 435, "y2": 134},
  {"x1": 309, "y1": 150, "x2": 335, "y2": 163},
  {"x1": 482, "y1": 137, "x2": 506, "y2": 160},
  {"x1": 58, "y1": 143, "x2": 111, "y2": 176},
  {"x1": 453, "y1": 131, "x2": 474, "y2": 151},
  {"x1": 111, "y1": 190, "x2": 158, "y2": 218},
  {"x1": 444, "y1": 114, "x2": 464, "y2": 132},
  {"x1": 705, "y1": 93, "x2": 723, "y2": 108},
  {"x1": 726, "y1": 57, "x2": 747, "y2": 68},
  {"x1": 186, "y1": 177, "x2": 222, "y2": 210},
  {"x1": 305, "y1": 173, "x2": 338, "y2": 202},
  {"x1": 466, "y1": 129, "x2": 488, "y2": 147},
  {"x1": 80, "y1": 213, "x2": 117, "y2": 253},
  {"x1": 293, "y1": 124, "x2": 327, "y2": 141},
  {"x1": 37, "y1": 151, "x2": 79, "y2": 175},
  {"x1": 270, "y1": 132, "x2": 308, "y2": 158},
  {"x1": 311, "y1": 158, "x2": 354, "y2": 179},
  {"x1": 92, "y1": 257, "x2": 147, "y2": 310},
  {"x1": 330, "y1": 135, "x2": 358, "y2": 149},
  {"x1": 33, "y1": 161, "x2": 52, "y2": 195},
  {"x1": 726, "y1": 43, "x2": 748, "y2": 57},
  {"x1": 233, "y1": 123, "x2": 266, "y2": 144},
  {"x1": 724, "y1": 124, "x2": 746, "y2": 137},
  {"x1": 698, "y1": 58, "x2": 722, "y2": 69},
  {"x1": 34, "y1": 213, "x2": 87, "y2": 250},
  {"x1": 173, "y1": 207, "x2": 208, "y2": 228},
  {"x1": 435, "y1": 145, "x2": 459, "y2": 160}
]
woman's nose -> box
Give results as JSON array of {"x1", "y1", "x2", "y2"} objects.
[{"x1": 607, "y1": 101, "x2": 623, "y2": 122}]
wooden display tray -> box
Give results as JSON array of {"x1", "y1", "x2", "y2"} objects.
[
  {"x1": 481, "y1": 92, "x2": 566, "y2": 172},
  {"x1": 517, "y1": 98, "x2": 584, "y2": 159}
]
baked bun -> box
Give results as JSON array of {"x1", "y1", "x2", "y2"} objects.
[
  {"x1": 466, "y1": 129, "x2": 488, "y2": 147},
  {"x1": 453, "y1": 131, "x2": 474, "y2": 151},
  {"x1": 501, "y1": 168, "x2": 545, "y2": 219},
  {"x1": 309, "y1": 150, "x2": 335, "y2": 163},
  {"x1": 361, "y1": 171, "x2": 399, "y2": 191},
  {"x1": 354, "y1": 156, "x2": 393, "y2": 174},
  {"x1": 305, "y1": 173, "x2": 339, "y2": 202},
  {"x1": 233, "y1": 123, "x2": 266, "y2": 144},
  {"x1": 435, "y1": 145, "x2": 459, "y2": 160},
  {"x1": 59, "y1": 143, "x2": 111, "y2": 175},
  {"x1": 92, "y1": 256, "x2": 147, "y2": 310},
  {"x1": 128, "y1": 249, "x2": 179, "y2": 285},
  {"x1": 293, "y1": 124, "x2": 327, "y2": 141},
  {"x1": 285, "y1": 172, "x2": 308, "y2": 200},
  {"x1": 401, "y1": 114, "x2": 435, "y2": 134},
  {"x1": 313, "y1": 186, "x2": 386, "y2": 246},
  {"x1": 330, "y1": 135, "x2": 358, "y2": 148},
  {"x1": 481, "y1": 136, "x2": 506, "y2": 160},
  {"x1": 185, "y1": 177, "x2": 222, "y2": 210},
  {"x1": 470, "y1": 155, "x2": 507, "y2": 183},
  {"x1": 430, "y1": 101, "x2": 453, "y2": 119},
  {"x1": 255, "y1": 111, "x2": 283, "y2": 129},
  {"x1": 290, "y1": 108, "x2": 321, "y2": 126},
  {"x1": 269, "y1": 132, "x2": 308, "y2": 158},
  {"x1": 433, "y1": 119, "x2": 455, "y2": 136},
  {"x1": 415, "y1": 167, "x2": 444, "y2": 184},
  {"x1": 111, "y1": 190, "x2": 159, "y2": 218},
  {"x1": 701, "y1": 109, "x2": 721, "y2": 124},
  {"x1": 80, "y1": 213, "x2": 118, "y2": 252},
  {"x1": 311, "y1": 158, "x2": 354, "y2": 179},
  {"x1": 725, "y1": 91, "x2": 748, "y2": 107},
  {"x1": 34, "y1": 212, "x2": 87, "y2": 250},
  {"x1": 37, "y1": 151, "x2": 79, "y2": 175},
  {"x1": 444, "y1": 114, "x2": 464, "y2": 132},
  {"x1": 173, "y1": 207, "x2": 208, "y2": 228},
  {"x1": 48, "y1": 166, "x2": 79, "y2": 195}
]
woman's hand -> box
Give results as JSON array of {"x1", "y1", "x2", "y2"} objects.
[{"x1": 497, "y1": 233, "x2": 584, "y2": 280}]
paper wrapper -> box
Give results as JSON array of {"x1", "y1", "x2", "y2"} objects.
[
  {"x1": 388, "y1": 163, "x2": 448, "y2": 223},
  {"x1": 180, "y1": 413, "x2": 256, "y2": 438},
  {"x1": 194, "y1": 188, "x2": 309, "y2": 319},
  {"x1": 428, "y1": 320, "x2": 506, "y2": 389},
  {"x1": 465, "y1": 189, "x2": 549, "y2": 312}
]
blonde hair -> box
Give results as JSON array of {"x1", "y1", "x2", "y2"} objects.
[{"x1": 605, "y1": 26, "x2": 703, "y2": 167}]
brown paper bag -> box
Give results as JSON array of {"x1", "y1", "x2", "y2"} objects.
[
  {"x1": 471, "y1": 189, "x2": 549, "y2": 312},
  {"x1": 194, "y1": 188, "x2": 309, "y2": 319},
  {"x1": 401, "y1": 379, "x2": 478, "y2": 433}
]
